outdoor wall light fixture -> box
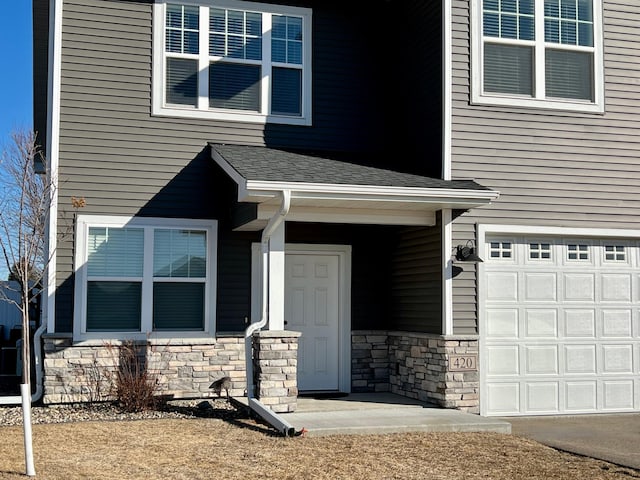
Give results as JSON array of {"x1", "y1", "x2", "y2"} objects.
[{"x1": 454, "y1": 241, "x2": 484, "y2": 263}]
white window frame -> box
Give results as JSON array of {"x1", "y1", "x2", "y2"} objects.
[
  {"x1": 471, "y1": 0, "x2": 604, "y2": 113},
  {"x1": 73, "y1": 215, "x2": 218, "y2": 341},
  {"x1": 152, "y1": 0, "x2": 312, "y2": 125}
]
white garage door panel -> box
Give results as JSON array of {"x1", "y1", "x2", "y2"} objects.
[
  {"x1": 526, "y1": 382, "x2": 559, "y2": 413},
  {"x1": 482, "y1": 236, "x2": 640, "y2": 416},
  {"x1": 566, "y1": 382, "x2": 597, "y2": 411}
]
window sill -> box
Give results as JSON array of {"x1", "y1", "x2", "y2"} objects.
[
  {"x1": 470, "y1": 93, "x2": 604, "y2": 114},
  {"x1": 71, "y1": 333, "x2": 220, "y2": 346},
  {"x1": 152, "y1": 104, "x2": 311, "y2": 126}
]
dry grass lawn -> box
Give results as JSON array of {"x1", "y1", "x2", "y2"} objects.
[{"x1": 0, "y1": 417, "x2": 639, "y2": 479}]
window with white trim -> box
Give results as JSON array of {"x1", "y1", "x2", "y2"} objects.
[
  {"x1": 490, "y1": 241, "x2": 513, "y2": 258},
  {"x1": 152, "y1": 1, "x2": 312, "y2": 125},
  {"x1": 471, "y1": 0, "x2": 603, "y2": 112},
  {"x1": 74, "y1": 216, "x2": 217, "y2": 340},
  {"x1": 567, "y1": 243, "x2": 589, "y2": 261},
  {"x1": 529, "y1": 242, "x2": 551, "y2": 260},
  {"x1": 603, "y1": 244, "x2": 626, "y2": 262}
]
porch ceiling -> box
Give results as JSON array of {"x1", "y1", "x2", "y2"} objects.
[{"x1": 210, "y1": 143, "x2": 499, "y2": 231}]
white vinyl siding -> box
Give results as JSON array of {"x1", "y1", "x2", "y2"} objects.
[
  {"x1": 152, "y1": 0, "x2": 312, "y2": 125},
  {"x1": 73, "y1": 215, "x2": 217, "y2": 341},
  {"x1": 471, "y1": 0, "x2": 604, "y2": 112}
]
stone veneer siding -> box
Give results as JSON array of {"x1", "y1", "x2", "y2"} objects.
[
  {"x1": 351, "y1": 331, "x2": 390, "y2": 392},
  {"x1": 41, "y1": 334, "x2": 246, "y2": 404},
  {"x1": 352, "y1": 330, "x2": 480, "y2": 413},
  {"x1": 252, "y1": 330, "x2": 300, "y2": 413},
  {"x1": 41, "y1": 330, "x2": 478, "y2": 412}
]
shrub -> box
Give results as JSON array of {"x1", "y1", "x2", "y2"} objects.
[{"x1": 108, "y1": 340, "x2": 160, "y2": 413}]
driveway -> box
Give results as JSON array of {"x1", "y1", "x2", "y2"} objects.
[{"x1": 503, "y1": 413, "x2": 640, "y2": 470}]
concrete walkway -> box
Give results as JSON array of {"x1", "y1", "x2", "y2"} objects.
[
  {"x1": 503, "y1": 413, "x2": 640, "y2": 471},
  {"x1": 264, "y1": 393, "x2": 511, "y2": 437},
  {"x1": 235, "y1": 394, "x2": 640, "y2": 470}
]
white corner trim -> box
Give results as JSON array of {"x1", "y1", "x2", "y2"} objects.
[
  {"x1": 45, "y1": 0, "x2": 64, "y2": 335},
  {"x1": 442, "y1": 0, "x2": 452, "y2": 181}
]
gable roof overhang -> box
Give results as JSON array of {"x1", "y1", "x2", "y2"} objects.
[{"x1": 210, "y1": 144, "x2": 500, "y2": 231}]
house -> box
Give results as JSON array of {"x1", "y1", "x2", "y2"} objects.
[{"x1": 28, "y1": 0, "x2": 640, "y2": 417}]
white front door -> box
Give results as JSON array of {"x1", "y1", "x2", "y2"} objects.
[
  {"x1": 251, "y1": 243, "x2": 351, "y2": 393},
  {"x1": 286, "y1": 252, "x2": 341, "y2": 391}
]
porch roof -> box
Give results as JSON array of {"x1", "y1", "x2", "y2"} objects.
[{"x1": 210, "y1": 143, "x2": 499, "y2": 230}]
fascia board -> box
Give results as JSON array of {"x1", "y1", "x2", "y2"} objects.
[
  {"x1": 256, "y1": 203, "x2": 437, "y2": 226},
  {"x1": 243, "y1": 181, "x2": 500, "y2": 205}
]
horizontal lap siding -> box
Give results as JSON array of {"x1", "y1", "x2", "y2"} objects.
[
  {"x1": 391, "y1": 221, "x2": 442, "y2": 334},
  {"x1": 54, "y1": 0, "x2": 391, "y2": 332},
  {"x1": 450, "y1": 0, "x2": 640, "y2": 334}
]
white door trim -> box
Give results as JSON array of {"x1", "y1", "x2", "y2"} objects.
[{"x1": 251, "y1": 243, "x2": 352, "y2": 393}]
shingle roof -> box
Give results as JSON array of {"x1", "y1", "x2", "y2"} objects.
[{"x1": 210, "y1": 143, "x2": 490, "y2": 191}]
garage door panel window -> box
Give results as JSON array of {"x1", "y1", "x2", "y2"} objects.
[
  {"x1": 566, "y1": 243, "x2": 590, "y2": 262},
  {"x1": 489, "y1": 240, "x2": 514, "y2": 259},
  {"x1": 603, "y1": 245, "x2": 626, "y2": 263},
  {"x1": 528, "y1": 242, "x2": 552, "y2": 261}
]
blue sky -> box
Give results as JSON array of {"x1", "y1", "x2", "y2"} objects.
[
  {"x1": 1, "y1": 1, "x2": 33, "y2": 147},
  {"x1": 0, "y1": 1, "x2": 32, "y2": 280}
]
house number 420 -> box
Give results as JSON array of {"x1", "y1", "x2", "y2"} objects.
[{"x1": 449, "y1": 354, "x2": 477, "y2": 371}]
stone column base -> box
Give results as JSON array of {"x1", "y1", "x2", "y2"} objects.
[{"x1": 252, "y1": 330, "x2": 300, "y2": 413}]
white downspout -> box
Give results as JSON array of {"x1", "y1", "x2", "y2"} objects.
[
  {"x1": 243, "y1": 190, "x2": 296, "y2": 436},
  {"x1": 0, "y1": 304, "x2": 47, "y2": 406}
]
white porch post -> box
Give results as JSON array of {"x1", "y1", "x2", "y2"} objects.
[
  {"x1": 442, "y1": 209, "x2": 454, "y2": 335},
  {"x1": 267, "y1": 221, "x2": 286, "y2": 330}
]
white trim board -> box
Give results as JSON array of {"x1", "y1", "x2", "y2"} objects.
[{"x1": 477, "y1": 224, "x2": 640, "y2": 242}]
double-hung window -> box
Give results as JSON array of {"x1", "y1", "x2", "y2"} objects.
[
  {"x1": 152, "y1": 1, "x2": 312, "y2": 125},
  {"x1": 471, "y1": 0, "x2": 603, "y2": 112},
  {"x1": 73, "y1": 216, "x2": 217, "y2": 341}
]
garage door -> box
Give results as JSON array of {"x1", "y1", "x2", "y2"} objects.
[{"x1": 481, "y1": 236, "x2": 640, "y2": 416}]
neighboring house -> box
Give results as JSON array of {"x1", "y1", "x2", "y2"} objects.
[{"x1": 28, "y1": 0, "x2": 640, "y2": 417}]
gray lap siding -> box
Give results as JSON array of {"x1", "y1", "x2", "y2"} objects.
[
  {"x1": 450, "y1": 0, "x2": 640, "y2": 334},
  {"x1": 53, "y1": 0, "x2": 446, "y2": 334}
]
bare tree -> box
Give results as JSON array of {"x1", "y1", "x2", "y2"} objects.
[{"x1": 0, "y1": 129, "x2": 54, "y2": 477}]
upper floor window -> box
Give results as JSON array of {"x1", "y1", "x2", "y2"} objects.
[
  {"x1": 471, "y1": 0, "x2": 603, "y2": 113},
  {"x1": 153, "y1": 1, "x2": 312, "y2": 125}
]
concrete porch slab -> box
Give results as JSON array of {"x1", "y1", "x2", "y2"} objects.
[{"x1": 237, "y1": 393, "x2": 511, "y2": 437}]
